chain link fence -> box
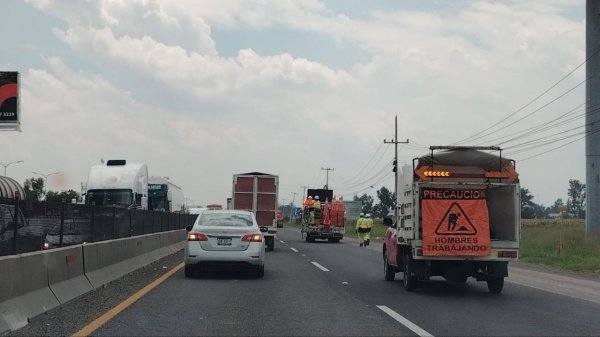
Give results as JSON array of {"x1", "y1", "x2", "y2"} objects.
[{"x1": 0, "y1": 197, "x2": 198, "y2": 256}]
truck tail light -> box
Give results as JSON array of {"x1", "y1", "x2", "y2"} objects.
[
  {"x1": 188, "y1": 232, "x2": 208, "y2": 241},
  {"x1": 241, "y1": 233, "x2": 262, "y2": 242},
  {"x1": 498, "y1": 250, "x2": 517, "y2": 258}
]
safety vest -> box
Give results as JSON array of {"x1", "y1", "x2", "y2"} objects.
[{"x1": 356, "y1": 217, "x2": 367, "y2": 229}]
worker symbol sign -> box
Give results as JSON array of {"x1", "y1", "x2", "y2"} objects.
[
  {"x1": 435, "y1": 203, "x2": 477, "y2": 235},
  {"x1": 421, "y1": 189, "x2": 490, "y2": 256}
]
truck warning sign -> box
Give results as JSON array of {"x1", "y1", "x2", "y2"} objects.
[{"x1": 421, "y1": 188, "x2": 490, "y2": 256}]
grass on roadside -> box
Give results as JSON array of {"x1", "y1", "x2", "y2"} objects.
[{"x1": 520, "y1": 219, "x2": 600, "y2": 273}]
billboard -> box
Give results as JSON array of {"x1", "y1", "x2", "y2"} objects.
[{"x1": 0, "y1": 71, "x2": 20, "y2": 131}]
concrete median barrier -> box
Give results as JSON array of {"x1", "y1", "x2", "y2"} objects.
[
  {"x1": 83, "y1": 231, "x2": 180, "y2": 289},
  {"x1": 1, "y1": 229, "x2": 186, "y2": 333},
  {"x1": 159, "y1": 230, "x2": 186, "y2": 256},
  {"x1": 46, "y1": 246, "x2": 92, "y2": 304},
  {"x1": 0, "y1": 252, "x2": 60, "y2": 332}
]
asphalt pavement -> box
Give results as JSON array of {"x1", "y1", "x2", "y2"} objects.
[{"x1": 6, "y1": 226, "x2": 600, "y2": 336}]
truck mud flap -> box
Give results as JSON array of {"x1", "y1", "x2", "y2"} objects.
[{"x1": 265, "y1": 236, "x2": 275, "y2": 251}]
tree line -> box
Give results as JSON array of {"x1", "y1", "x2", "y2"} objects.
[
  {"x1": 521, "y1": 179, "x2": 585, "y2": 219},
  {"x1": 21, "y1": 177, "x2": 81, "y2": 203}
]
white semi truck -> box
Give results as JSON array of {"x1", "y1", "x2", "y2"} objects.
[
  {"x1": 85, "y1": 160, "x2": 149, "y2": 209},
  {"x1": 148, "y1": 176, "x2": 185, "y2": 213},
  {"x1": 383, "y1": 146, "x2": 520, "y2": 294}
]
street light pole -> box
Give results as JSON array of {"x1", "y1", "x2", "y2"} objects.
[
  {"x1": 0, "y1": 160, "x2": 24, "y2": 176},
  {"x1": 32, "y1": 171, "x2": 60, "y2": 201}
]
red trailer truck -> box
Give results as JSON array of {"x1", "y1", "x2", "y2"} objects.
[{"x1": 232, "y1": 172, "x2": 278, "y2": 251}]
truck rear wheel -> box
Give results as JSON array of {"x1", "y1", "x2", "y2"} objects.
[
  {"x1": 487, "y1": 276, "x2": 504, "y2": 294},
  {"x1": 403, "y1": 254, "x2": 418, "y2": 291},
  {"x1": 306, "y1": 236, "x2": 315, "y2": 243},
  {"x1": 384, "y1": 254, "x2": 396, "y2": 281},
  {"x1": 266, "y1": 237, "x2": 275, "y2": 251}
]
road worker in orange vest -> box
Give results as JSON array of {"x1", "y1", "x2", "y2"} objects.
[{"x1": 304, "y1": 195, "x2": 315, "y2": 223}]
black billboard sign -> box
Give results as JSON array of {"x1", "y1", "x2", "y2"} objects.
[{"x1": 0, "y1": 71, "x2": 19, "y2": 130}]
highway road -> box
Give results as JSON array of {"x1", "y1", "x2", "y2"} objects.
[{"x1": 8, "y1": 227, "x2": 600, "y2": 336}]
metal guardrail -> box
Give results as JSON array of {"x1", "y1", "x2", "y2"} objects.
[{"x1": 0, "y1": 197, "x2": 197, "y2": 256}]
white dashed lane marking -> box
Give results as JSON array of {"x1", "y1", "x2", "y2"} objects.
[
  {"x1": 376, "y1": 305, "x2": 433, "y2": 337},
  {"x1": 311, "y1": 261, "x2": 330, "y2": 272}
]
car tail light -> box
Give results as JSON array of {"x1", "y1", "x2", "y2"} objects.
[
  {"x1": 241, "y1": 233, "x2": 262, "y2": 242},
  {"x1": 498, "y1": 250, "x2": 518, "y2": 258},
  {"x1": 188, "y1": 232, "x2": 208, "y2": 241}
]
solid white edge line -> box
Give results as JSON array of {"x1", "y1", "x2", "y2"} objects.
[
  {"x1": 505, "y1": 280, "x2": 600, "y2": 305},
  {"x1": 311, "y1": 261, "x2": 330, "y2": 272},
  {"x1": 376, "y1": 305, "x2": 434, "y2": 337},
  {"x1": 290, "y1": 247, "x2": 299, "y2": 253}
]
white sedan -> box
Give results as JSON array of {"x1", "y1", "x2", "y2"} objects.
[{"x1": 184, "y1": 210, "x2": 265, "y2": 278}]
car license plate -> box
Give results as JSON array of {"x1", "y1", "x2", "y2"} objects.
[{"x1": 217, "y1": 238, "x2": 232, "y2": 246}]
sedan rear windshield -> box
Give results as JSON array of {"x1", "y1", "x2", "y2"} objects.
[{"x1": 198, "y1": 213, "x2": 254, "y2": 227}]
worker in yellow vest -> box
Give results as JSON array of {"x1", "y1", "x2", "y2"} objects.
[
  {"x1": 363, "y1": 213, "x2": 374, "y2": 246},
  {"x1": 356, "y1": 213, "x2": 367, "y2": 247}
]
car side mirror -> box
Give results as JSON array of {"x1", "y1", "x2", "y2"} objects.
[
  {"x1": 185, "y1": 225, "x2": 193, "y2": 232},
  {"x1": 259, "y1": 226, "x2": 268, "y2": 233}
]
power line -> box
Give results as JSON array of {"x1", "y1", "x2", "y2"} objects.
[
  {"x1": 508, "y1": 119, "x2": 600, "y2": 159},
  {"x1": 484, "y1": 102, "x2": 590, "y2": 146},
  {"x1": 333, "y1": 146, "x2": 391, "y2": 188},
  {"x1": 453, "y1": 48, "x2": 600, "y2": 145},
  {"x1": 338, "y1": 142, "x2": 384, "y2": 184},
  {"x1": 468, "y1": 78, "x2": 587, "y2": 145}
]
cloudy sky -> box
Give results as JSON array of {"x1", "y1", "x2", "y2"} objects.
[{"x1": 0, "y1": 0, "x2": 588, "y2": 207}]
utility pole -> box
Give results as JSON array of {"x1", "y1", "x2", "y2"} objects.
[
  {"x1": 291, "y1": 192, "x2": 297, "y2": 205},
  {"x1": 289, "y1": 192, "x2": 298, "y2": 225},
  {"x1": 586, "y1": 0, "x2": 600, "y2": 236},
  {"x1": 321, "y1": 167, "x2": 334, "y2": 189},
  {"x1": 384, "y1": 116, "x2": 409, "y2": 228},
  {"x1": 300, "y1": 185, "x2": 309, "y2": 199}
]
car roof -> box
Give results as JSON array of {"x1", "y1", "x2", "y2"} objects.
[{"x1": 201, "y1": 209, "x2": 251, "y2": 215}]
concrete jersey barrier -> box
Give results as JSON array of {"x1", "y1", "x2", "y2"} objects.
[
  {"x1": 0, "y1": 229, "x2": 186, "y2": 334},
  {"x1": 0, "y1": 252, "x2": 60, "y2": 332}
]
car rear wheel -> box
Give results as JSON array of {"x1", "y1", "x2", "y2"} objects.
[
  {"x1": 184, "y1": 265, "x2": 194, "y2": 278},
  {"x1": 255, "y1": 265, "x2": 265, "y2": 278}
]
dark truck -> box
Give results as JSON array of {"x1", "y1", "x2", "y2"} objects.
[{"x1": 301, "y1": 188, "x2": 345, "y2": 243}]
